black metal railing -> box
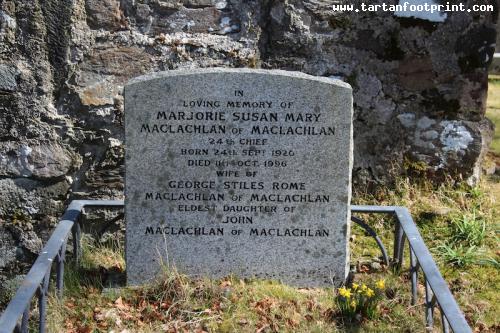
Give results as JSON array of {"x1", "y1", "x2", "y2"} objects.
[
  {"x1": 0, "y1": 201, "x2": 471, "y2": 333},
  {"x1": 0, "y1": 200, "x2": 123, "y2": 333},
  {"x1": 351, "y1": 205, "x2": 471, "y2": 333}
]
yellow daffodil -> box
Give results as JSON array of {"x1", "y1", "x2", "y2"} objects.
[
  {"x1": 339, "y1": 287, "x2": 351, "y2": 298},
  {"x1": 376, "y1": 279, "x2": 385, "y2": 290},
  {"x1": 361, "y1": 283, "x2": 368, "y2": 291},
  {"x1": 352, "y1": 283, "x2": 359, "y2": 290},
  {"x1": 365, "y1": 288, "x2": 375, "y2": 297},
  {"x1": 350, "y1": 300, "x2": 357, "y2": 309}
]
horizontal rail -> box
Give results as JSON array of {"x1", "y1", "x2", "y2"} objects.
[
  {"x1": 0, "y1": 200, "x2": 124, "y2": 333},
  {"x1": 351, "y1": 205, "x2": 472, "y2": 333}
]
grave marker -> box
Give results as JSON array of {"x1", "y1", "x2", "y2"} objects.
[{"x1": 125, "y1": 68, "x2": 353, "y2": 286}]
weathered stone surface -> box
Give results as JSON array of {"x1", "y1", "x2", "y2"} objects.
[
  {"x1": 0, "y1": 275, "x2": 24, "y2": 306},
  {"x1": 0, "y1": 177, "x2": 69, "y2": 297},
  {"x1": 260, "y1": 0, "x2": 496, "y2": 184},
  {"x1": 398, "y1": 56, "x2": 435, "y2": 91},
  {"x1": 85, "y1": 139, "x2": 124, "y2": 189},
  {"x1": 0, "y1": 64, "x2": 17, "y2": 91},
  {"x1": 125, "y1": 68, "x2": 353, "y2": 286},
  {"x1": 0, "y1": 178, "x2": 69, "y2": 218},
  {"x1": 0, "y1": 141, "x2": 79, "y2": 179},
  {"x1": 398, "y1": 115, "x2": 493, "y2": 182},
  {"x1": 0, "y1": 9, "x2": 16, "y2": 47},
  {"x1": 77, "y1": 79, "x2": 122, "y2": 106},
  {"x1": 79, "y1": 47, "x2": 152, "y2": 79},
  {"x1": 151, "y1": 7, "x2": 240, "y2": 35},
  {"x1": 0, "y1": 228, "x2": 16, "y2": 270},
  {"x1": 86, "y1": 0, "x2": 125, "y2": 31}
]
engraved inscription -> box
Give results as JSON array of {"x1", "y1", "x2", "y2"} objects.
[{"x1": 125, "y1": 69, "x2": 352, "y2": 286}]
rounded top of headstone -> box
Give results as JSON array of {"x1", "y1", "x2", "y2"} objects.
[{"x1": 126, "y1": 68, "x2": 352, "y2": 90}]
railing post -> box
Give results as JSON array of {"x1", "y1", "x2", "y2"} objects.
[
  {"x1": 56, "y1": 239, "x2": 67, "y2": 299},
  {"x1": 20, "y1": 304, "x2": 30, "y2": 333},
  {"x1": 442, "y1": 310, "x2": 450, "y2": 333},
  {"x1": 425, "y1": 278, "x2": 435, "y2": 329},
  {"x1": 393, "y1": 219, "x2": 405, "y2": 269},
  {"x1": 409, "y1": 244, "x2": 418, "y2": 305},
  {"x1": 72, "y1": 222, "x2": 81, "y2": 265},
  {"x1": 38, "y1": 268, "x2": 51, "y2": 333}
]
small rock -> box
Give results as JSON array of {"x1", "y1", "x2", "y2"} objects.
[
  {"x1": 15, "y1": 247, "x2": 25, "y2": 261},
  {"x1": 223, "y1": 287, "x2": 232, "y2": 298},
  {"x1": 85, "y1": 0, "x2": 124, "y2": 31},
  {"x1": 78, "y1": 80, "x2": 121, "y2": 106},
  {"x1": 0, "y1": 10, "x2": 16, "y2": 31},
  {"x1": 430, "y1": 207, "x2": 453, "y2": 216},
  {"x1": 102, "y1": 287, "x2": 123, "y2": 296},
  {"x1": 482, "y1": 157, "x2": 497, "y2": 175},
  {"x1": 151, "y1": 7, "x2": 234, "y2": 34},
  {"x1": 0, "y1": 64, "x2": 18, "y2": 92},
  {"x1": 0, "y1": 142, "x2": 79, "y2": 179},
  {"x1": 215, "y1": 1, "x2": 227, "y2": 10},
  {"x1": 136, "y1": 3, "x2": 151, "y2": 21}
]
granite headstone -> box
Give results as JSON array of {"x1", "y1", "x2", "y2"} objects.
[{"x1": 125, "y1": 68, "x2": 353, "y2": 286}]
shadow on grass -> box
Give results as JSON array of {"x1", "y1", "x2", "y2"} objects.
[{"x1": 63, "y1": 263, "x2": 126, "y2": 294}]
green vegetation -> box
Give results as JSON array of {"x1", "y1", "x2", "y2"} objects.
[
  {"x1": 449, "y1": 211, "x2": 487, "y2": 247},
  {"x1": 436, "y1": 244, "x2": 480, "y2": 267}
]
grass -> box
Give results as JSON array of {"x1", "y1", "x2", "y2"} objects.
[
  {"x1": 39, "y1": 77, "x2": 500, "y2": 331},
  {"x1": 449, "y1": 211, "x2": 487, "y2": 247},
  {"x1": 436, "y1": 244, "x2": 480, "y2": 267}
]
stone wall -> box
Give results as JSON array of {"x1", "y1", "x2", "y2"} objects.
[{"x1": 0, "y1": 0, "x2": 496, "y2": 302}]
